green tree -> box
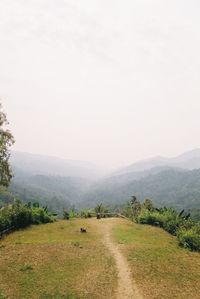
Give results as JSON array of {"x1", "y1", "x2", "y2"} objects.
[
  {"x1": 95, "y1": 203, "x2": 108, "y2": 218},
  {"x1": 142, "y1": 198, "x2": 154, "y2": 211},
  {"x1": 0, "y1": 103, "x2": 14, "y2": 187},
  {"x1": 130, "y1": 195, "x2": 137, "y2": 205},
  {"x1": 130, "y1": 195, "x2": 141, "y2": 217}
]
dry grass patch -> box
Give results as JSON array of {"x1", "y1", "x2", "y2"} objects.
[
  {"x1": 0, "y1": 219, "x2": 117, "y2": 299},
  {"x1": 113, "y1": 219, "x2": 200, "y2": 299}
]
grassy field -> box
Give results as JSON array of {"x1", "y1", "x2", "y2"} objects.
[
  {"x1": 113, "y1": 219, "x2": 200, "y2": 299},
  {"x1": 1, "y1": 218, "x2": 200, "y2": 299},
  {"x1": 0, "y1": 219, "x2": 117, "y2": 299}
]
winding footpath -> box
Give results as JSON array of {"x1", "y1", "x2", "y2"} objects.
[{"x1": 100, "y1": 219, "x2": 143, "y2": 299}]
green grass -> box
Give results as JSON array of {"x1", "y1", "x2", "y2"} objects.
[
  {"x1": 0, "y1": 289, "x2": 5, "y2": 299},
  {"x1": 0, "y1": 219, "x2": 117, "y2": 299},
  {"x1": 113, "y1": 219, "x2": 200, "y2": 299},
  {"x1": 2, "y1": 217, "x2": 199, "y2": 299}
]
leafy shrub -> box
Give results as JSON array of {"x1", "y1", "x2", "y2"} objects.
[
  {"x1": 178, "y1": 227, "x2": 200, "y2": 251},
  {"x1": 163, "y1": 219, "x2": 180, "y2": 235},
  {"x1": 63, "y1": 209, "x2": 70, "y2": 220},
  {"x1": 10, "y1": 205, "x2": 32, "y2": 228},
  {"x1": 137, "y1": 207, "x2": 186, "y2": 235},
  {"x1": 0, "y1": 212, "x2": 11, "y2": 231},
  {"x1": 31, "y1": 207, "x2": 53, "y2": 224},
  {"x1": 69, "y1": 210, "x2": 77, "y2": 218},
  {"x1": 80, "y1": 209, "x2": 93, "y2": 218},
  {"x1": 136, "y1": 210, "x2": 165, "y2": 227},
  {"x1": 0, "y1": 200, "x2": 54, "y2": 235},
  {"x1": 133, "y1": 199, "x2": 200, "y2": 251}
]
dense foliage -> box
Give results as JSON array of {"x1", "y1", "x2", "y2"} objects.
[
  {"x1": 2, "y1": 161, "x2": 200, "y2": 219},
  {"x1": 8, "y1": 174, "x2": 91, "y2": 214},
  {"x1": 0, "y1": 103, "x2": 15, "y2": 187},
  {"x1": 81, "y1": 169, "x2": 200, "y2": 216},
  {"x1": 0, "y1": 200, "x2": 54, "y2": 234},
  {"x1": 123, "y1": 197, "x2": 200, "y2": 251}
]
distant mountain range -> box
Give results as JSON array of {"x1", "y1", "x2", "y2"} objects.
[
  {"x1": 7, "y1": 151, "x2": 96, "y2": 213},
  {"x1": 83, "y1": 149, "x2": 200, "y2": 210},
  {"x1": 10, "y1": 151, "x2": 103, "y2": 180},
  {"x1": 9, "y1": 174, "x2": 91, "y2": 214},
  {"x1": 3, "y1": 149, "x2": 200, "y2": 214},
  {"x1": 114, "y1": 149, "x2": 200, "y2": 175}
]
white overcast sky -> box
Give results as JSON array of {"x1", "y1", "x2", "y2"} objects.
[{"x1": 1, "y1": 0, "x2": 200, "y2": 168}]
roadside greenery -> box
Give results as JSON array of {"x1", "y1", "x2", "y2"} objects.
[
  {"x1": 123, "y1": 197, "x2": 200, "y2": 251},
  {"x1": 79, "y1": 209, "x2": 93, "y2": 218},
  {"x1": 0, "y1": 200, "x2": 54, "y2": 234}
]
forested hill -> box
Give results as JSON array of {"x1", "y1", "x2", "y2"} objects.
[
  {"x1": 6, "y1": 174, "x2": 91, "y2": 213},
  {"x1": 5, "y1": 168, "x2": 200, "y2": 215},
  {"x1": 1, "y1": 150, "x2": 200, "y2": 215},
  {"x1": 81, "y1": 169, "x2": 200, "y2": 211}
]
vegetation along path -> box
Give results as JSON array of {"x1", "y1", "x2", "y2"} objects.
[{"x1": 100, "y1": 219, "x2": 142, "y2": 299}]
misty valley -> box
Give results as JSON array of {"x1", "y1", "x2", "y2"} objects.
[
  {"x1": 2, "y1": 149, "x2": 200, "y2": 221},
  {"x1": 1, "y1": 105, "x2": 200, "y2": 299},
  {"x1": 1, "y1": 148, "x2": 200, "y2": 299},
  {"x1": 1, "y1": 0, "x2": 200, "y2": 297}
]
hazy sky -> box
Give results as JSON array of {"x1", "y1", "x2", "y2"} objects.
[{"x1": 1, "y1": 0, "x2": 200, "y2": 168}]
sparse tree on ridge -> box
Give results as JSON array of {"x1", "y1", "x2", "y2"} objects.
[
  {"x1": 0, "y1": 103, "x2": 15, "y2": 187},
  {"x1": 95, "y1": 203, "x2": 108, "y2": 219},
  {"x1": 142, "y1": 198, "x2": 154, "y2": 211},
  {"x1": 130, "y1": 195, "x2": 141, "y2": 217}
]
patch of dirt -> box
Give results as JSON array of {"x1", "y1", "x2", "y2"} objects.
[{"x1": 100, "y1": 219, "x2": 143, "y2": 299}]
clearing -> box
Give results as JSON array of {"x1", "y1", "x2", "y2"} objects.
[{"x1": 0, "y1": 218, "x2": 200, "y2": 299}]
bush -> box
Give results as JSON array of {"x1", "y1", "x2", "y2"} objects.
[
  {"x1": 132, "y1": 199, "x2": 200, "y2": 252},
  {"x1": 178, "y1": 228, "x2": 200, "y2": 251},
  {"x1": 0, "y1": 212, "x2": 11, "y2": 231},
  {"x1": 0, "y1": 200, "x2": 54, "y2": 235},
  {"x1": 63, "y1": 209, "x2": 70, "y2": 220},
  {"x1": 136, "y1": 210, "x2": 157, "y2": 224},
  {"x1": 80, "y1": 209, "x2": 93, "y2": 218},
  {"x1": 31, "y1": 207, "x2": 53, "y2": 224},
  {"x1": 163, "y1": 219, "x2": 180, "y2": 235},
  {"x1": 136, "y1": 210, "x2": 165, "y2": 227},
  {"x1": 10, "y1": 205, "x2": 32, "y2": 228},
  {"x1": 137, "y1": 208, "x2": 185, "y2": 235}
]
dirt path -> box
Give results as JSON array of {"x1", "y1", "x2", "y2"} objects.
[{"x1": 100, "y1": 219, "x2": 143, "y2": 299}]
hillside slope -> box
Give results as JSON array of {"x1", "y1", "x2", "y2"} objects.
[
  {"x1": 4, "y1": 150, "x2": 200, "y2": 213},
  {"x1": 9, "y1": 174, "x2": 91, "y2": 213},
  {"x1": 115, "y1": 148, "x2": 200, "y2": 175},
  {"x1": 82, "y1": 169, "x2": 200, "y2": 210},
  {"x1": 0, "y1": 218, "x2": 200, "y2": 299}
]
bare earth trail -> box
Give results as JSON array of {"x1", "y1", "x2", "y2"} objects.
[{"x1": 98, "y1": 219, "x2": 143, "y2": 299}]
